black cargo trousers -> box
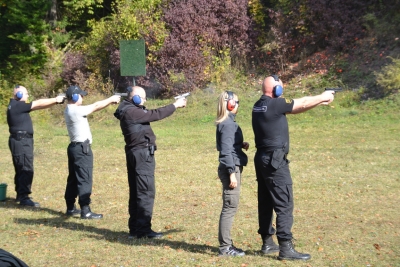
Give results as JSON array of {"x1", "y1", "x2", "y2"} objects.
[
  {"x1": 254, "y1": 149, "x2": 294, "y2": 241},
  {"x1": 65, "y1": 141, "x2": 93, "y2": 209},
  {"x1": 126, "y1": 146, "x2": 156, "y2": 237},
  {"x1": 8, "y1": 134, "x2": 34, "y2": 198}
]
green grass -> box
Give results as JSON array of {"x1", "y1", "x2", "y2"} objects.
[{"x1": 0, "y1": 90, "x2": 399, "y2": 267}]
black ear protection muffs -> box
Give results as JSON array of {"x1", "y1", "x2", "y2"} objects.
[
  {"x1": 15, "y1": 85, "x2": 23, "y2": 100},
  {"x1": 127, "y1": 86, "x2": 142, "y2": 105},
  {"x1": 226, "y1": 91, "x2": 236, "y2": 111},
  {"x1": 271, "y1": 75, "x2": 283, "y2": 97}
]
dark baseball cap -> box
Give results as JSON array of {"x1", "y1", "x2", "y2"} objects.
[{"x1": 66, "y1": 85, "x2": 88, "y2": 99}]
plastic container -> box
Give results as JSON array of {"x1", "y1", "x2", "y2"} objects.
[{"x1": 0, "y1": 183, "x2": 7, "y2": 201}]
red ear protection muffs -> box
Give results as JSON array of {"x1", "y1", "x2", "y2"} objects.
[
  {"x1": 226, "y1": 91, "x2": 236, "y2": 111},
  {"x1": 271, "y1": 75, "x2": 283, "y2": 97}
]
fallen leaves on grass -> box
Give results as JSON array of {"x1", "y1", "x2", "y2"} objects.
[{"x1": 17, "y1": 229, "x2": 40, "y2": 237}]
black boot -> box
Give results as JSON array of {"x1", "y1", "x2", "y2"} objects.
[
  {"x1": 81, "y1": 206, "x2": 103, "y2": 219},
  {"x1": 278, "y1": 239, "x2": 311, "y2": 261},
  {"x1": 261, "y1": 234, "x2": 279, "y2": 254},
  {"x1": 66, "y1": 205, "x2": 81, "y2": 217}
]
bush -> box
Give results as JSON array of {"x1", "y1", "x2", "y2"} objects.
[
  {"x1": 72, "y1": 0, "x2": 167, "y2": 92},
  {"x1": 155, "y1": 0, "x2": 254, "y2": 94},
  {"x1": 375, "y1": 57, "x2": 400, "y2": 96}
]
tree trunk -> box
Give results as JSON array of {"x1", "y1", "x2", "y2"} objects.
[{"x1": 48, "y1": 0, "x2": 57, "y2": 26}]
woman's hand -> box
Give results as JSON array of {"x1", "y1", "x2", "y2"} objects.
[
  {"x1": 242, "y1": 142, "x2": 249, "y2": 151},
  {"x1": 229, "y1": 172, "x2": 237, "y2": 188}
]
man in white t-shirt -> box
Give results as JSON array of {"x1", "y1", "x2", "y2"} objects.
[{"x1": 64, "y1": 85, "x2": 121, "y2": 219}]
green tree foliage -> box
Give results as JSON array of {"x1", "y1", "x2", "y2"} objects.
[
  {"x1": 61, "y1": 0, "x2": 113, "y2": 38},
  {"x1": 63, "y1": 0, "x2": 104, "y2": 15},
  {"x1": 0, "y1": 0, "x2": 51, "y2": 77},
  {"x1": 66, "y1": 0, "x2": 166, "y2": 86},
  {"x1": 0, "y1": 73, "x2": 11, "y2": 122},
  {"x1": 1, "y1": 0, "x2": 399, "y2": 101}
]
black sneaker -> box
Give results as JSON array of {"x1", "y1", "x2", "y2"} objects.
[
  {"x1": 66, "y1": 206, "x2": 81, "y2": 217},
  {"x1": 219, "y1": 246, "x2": 245, "y2": 257},
  {"x1": 20, "y1": 198, "x2": 40, "y2": 208}
]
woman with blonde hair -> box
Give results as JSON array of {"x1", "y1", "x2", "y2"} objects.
[{"x1": 215, "y1": 91, "x2": 249, "y2": 256}]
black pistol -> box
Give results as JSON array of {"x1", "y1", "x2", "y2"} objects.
[{"x1": 325, "y1": 87, "x2": 343, "y2": 92}]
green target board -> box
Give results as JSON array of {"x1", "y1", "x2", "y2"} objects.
[{"x1": 119, "y1": 39, "x2": 146, "y2": 76}]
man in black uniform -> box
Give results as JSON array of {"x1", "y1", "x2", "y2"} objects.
[
  {"x1": 114, "y1": 86, "x2": 187, "y2": 239},
  {"x1": 252, "y1": 75, "x2": 335, "y2": 261},
  {"x1": 7, "y1": 85, "x2": 65, "y2": 207}
]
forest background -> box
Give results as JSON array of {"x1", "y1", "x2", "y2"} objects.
[{"x1": 0, "y1": 0, "x2": 399, "y2": 112}]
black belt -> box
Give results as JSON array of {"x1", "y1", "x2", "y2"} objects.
[
  {"x1": 70, "y1": 141, "x2": 91, "y2": 146},
  {"x1": 10, "y1": 131, "x2": 33, "y2": 139},
  {"x1": 70, "y1": 141, "x2": 92, "y2": 146}
]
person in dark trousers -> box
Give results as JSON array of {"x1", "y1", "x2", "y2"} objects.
[
  {"x1": 215, "y1": 91, "x2": 249, "y2": 257},
  {"x1": 114, "y1": 86, "x2": 187, "y2": 239},
  {"x1": 7, "y1": 85, "x2": 65, "y2": 207},
  {"x1": 252, "y1": 75, "x2": 335, "y2": 261},
  {"x1": 64, "y1": 85, "x2": 121, "y2": 219}
]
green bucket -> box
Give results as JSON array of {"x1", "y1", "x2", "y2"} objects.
[{"x1": 0, "y1": 183, "x2": 7, "y2": 201}]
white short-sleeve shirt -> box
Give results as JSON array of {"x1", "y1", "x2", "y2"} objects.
[{"x1": 64, "y1": 105, "x2": 93, "y2": 144}]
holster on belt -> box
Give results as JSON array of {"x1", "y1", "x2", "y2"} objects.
[
  {"x1": 149, "y1": 145, "x2": 157, "y2": 155},
  {"x1": 82, "y1": 139, "x2": 90, "y2": 154}
]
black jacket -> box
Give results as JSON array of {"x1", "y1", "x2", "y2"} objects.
[
  {"x1": 0, "y1": 248, "x2": 29, "y2": 267},
  {"x1": 114, "y1": 99, "x2": 176, "y2": 151}
]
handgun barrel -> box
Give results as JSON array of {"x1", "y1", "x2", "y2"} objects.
[
  {"x1": 174, "y1": 92, "x2": 190, "y2": 99},
  {"x1": 115, "y1": 93, "x2": 128, "y2": 97},
  {"x1": 325, "y1": 87, "x2": 342, "y2": 92}
]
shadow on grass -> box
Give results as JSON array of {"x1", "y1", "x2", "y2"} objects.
[{"x1": 1, "y1": 198, "x2": 217, "y2": 256}]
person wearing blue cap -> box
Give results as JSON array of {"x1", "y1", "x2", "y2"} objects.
[{"x1": 64, "y1": 85, "x2": 121, "y2": 219}]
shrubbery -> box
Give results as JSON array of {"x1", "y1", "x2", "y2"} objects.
[
  {"x1": 0, "y1": 0, "x2": 399, "y2": 101},
  {"x1": 151, "y1": 0, "x2": 253, "y2": 94},
  {"x1": 375, "y1": 57, "x2": 400, "y2": 96}
]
